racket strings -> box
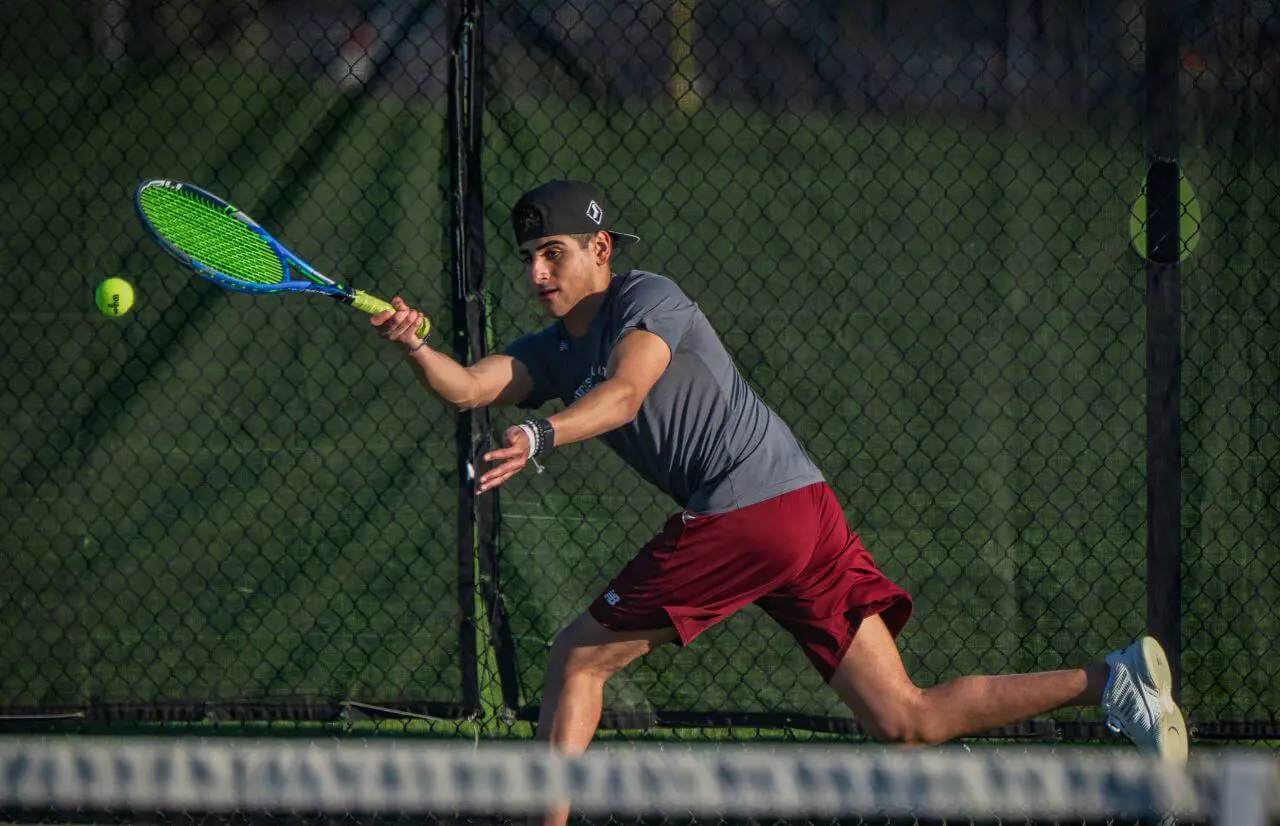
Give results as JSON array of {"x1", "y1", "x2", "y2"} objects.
[{"x1": 139, "y1": 188, "x2": 285, "y2": 286}]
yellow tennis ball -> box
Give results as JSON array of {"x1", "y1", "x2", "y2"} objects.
[
  {"x1": 1129, "y1": 173, "x2": 1202, "y2": 261},
  {"x1": 95, "y1": 278, "x2": 135, "y2": 317}
]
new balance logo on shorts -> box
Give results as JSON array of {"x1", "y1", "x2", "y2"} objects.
[{"x1": 604, "y1": 589, "x2": 621, "y2": 606}]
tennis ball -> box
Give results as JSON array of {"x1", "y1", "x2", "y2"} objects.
[
  {"x1": 95, "y1": 278, "x2": 135, "y2": 318},
  {"x1": 1129, "y1": 173, "x2": 1202, "y2": 261}
]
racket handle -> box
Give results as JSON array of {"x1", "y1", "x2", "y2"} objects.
[{"x1": 350, "y1": 289, "x2": 432, "y2": 339}]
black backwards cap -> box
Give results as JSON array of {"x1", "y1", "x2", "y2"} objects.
[{"x1": 510, "y1": 181, "x2": 640, "y2": 248}]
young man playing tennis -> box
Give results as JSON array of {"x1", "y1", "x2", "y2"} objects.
[{"x1": 373, "y1": 180, "x2": 1187, "y2": 817}]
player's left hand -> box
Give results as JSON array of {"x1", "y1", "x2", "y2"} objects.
[{"x1": 478, "y1": 425, "x2": 533, "y2": 493}]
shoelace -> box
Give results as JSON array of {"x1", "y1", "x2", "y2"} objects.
[{"x1": 1103, "y1": 665, "x2": 1151, "y2": 738}]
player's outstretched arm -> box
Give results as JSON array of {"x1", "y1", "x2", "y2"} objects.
[
  {"x1": 546, "y1": 328, "x2": 671, "y2": 446},
  {"x1": 476, "y1": 328, "x2": 671, "y2": 494},
  {"x1": 372, "y1": 296, "x2": 533, "y2": 410}
]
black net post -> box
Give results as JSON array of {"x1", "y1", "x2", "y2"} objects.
[
  {"x1": 448, "y1": 0, "x2": 521, "y2": 721},
  {"x1": 447, "y1": 0, "x2": 486, "y2": 718},
  {"x1": 1144, "y1": 0, "x2": 1184, "y2": 697}
]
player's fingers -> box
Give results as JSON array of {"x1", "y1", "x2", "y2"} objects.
[
  {"x1": 376, "y1": 308, "x2": 406, "y2": 331},
  {"x1": 491, "y1": 438, "x2": 524, "y2": 457},
  {"x1": 398, "y1": 311, "x2": 423, "y2": 337},
  {"x1": 482, "y1": 450, "x2": 526, "y2": 477},
  {"x1": 478, "y1": 461, "x2": 524, "y2": 493},
  {"x1": 477, "y1": 465, "x2": 509, "y2": 492},
  {"x1": 483, "y1": 444, "x2": 526, "y2": 464},
  {"x1": 476, "y1": 471, "x2": 503, "y2": 493},
  {"x1": 387, "y1": 311, "x2": 421, "y2": 341}
]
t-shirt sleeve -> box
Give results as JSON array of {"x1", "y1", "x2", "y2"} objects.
[
  {"x1": 612, "y1": 273, "x2": 696, "y2": 356},
  {"x1": 503, "y1": 330, "x2": 556, "y2": 410}
]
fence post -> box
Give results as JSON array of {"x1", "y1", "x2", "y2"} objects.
[
  {"x1": 448, "y1": 0, "x2": 521, "y2": 723},
  {"x1": 447, "y1": 0, "x2": 484, "y2": 717},
  {"x1": 1143, "y1": 0, "x2": 1183, "y2": 697}
]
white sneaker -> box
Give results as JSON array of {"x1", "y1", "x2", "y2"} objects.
[{"x1": 1101, "y1": 636, "x2": 1189, "y2": 763}]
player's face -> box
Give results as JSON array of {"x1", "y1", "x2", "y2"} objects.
[{"x1": 518, "y1": 233, "x2": 606, "y2": 318}]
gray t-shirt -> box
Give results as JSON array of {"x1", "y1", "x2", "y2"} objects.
[{"x1": 504, "y1": 270, "x2": 824, "y2": 514}]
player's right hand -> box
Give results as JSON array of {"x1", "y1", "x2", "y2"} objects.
[{"x1": 372, "y1": 296, "x2": 428, "y2": 350}]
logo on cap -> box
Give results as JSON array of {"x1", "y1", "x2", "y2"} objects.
[
  {"x1": 515, "y1": 204, "x2": 544, "y2": 236},
  {"x1": 585, "y1": 200, "x2": 603, "y2": 225}
]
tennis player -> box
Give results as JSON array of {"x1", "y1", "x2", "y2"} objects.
[{"x1": 372, "y1": 181, "x2": 1187, "y2": 818}]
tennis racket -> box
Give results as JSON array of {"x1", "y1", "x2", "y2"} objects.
[{"x1": 134, "y1": 179, "x2": 430, "y2": 339}]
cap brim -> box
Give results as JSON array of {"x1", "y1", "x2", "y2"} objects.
[{"x1": 609, "y1": 231, "x2": 641, "y2": 247}]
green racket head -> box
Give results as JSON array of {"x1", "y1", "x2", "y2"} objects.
[
  {"x1": 134, "y1": 179, "x2": 428, "y2": 337},
  {"x1": 135, "y1": 180, "x2": 289, "y2": 292}
]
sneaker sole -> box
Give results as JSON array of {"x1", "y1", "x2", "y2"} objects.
[{"x1": 1138, "y1": 636, "x2": 1190, "y2": 764}]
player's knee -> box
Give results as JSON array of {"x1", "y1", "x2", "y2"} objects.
[
  {"x1": 862, "y1": 714, "x2": 938, "y2": 746},
  {"x1": 858, "y1": 695, "x2": 943, "y2": 745},
  {"x1": 546, "y1": 628, "x2": 626, "y2": 683}
]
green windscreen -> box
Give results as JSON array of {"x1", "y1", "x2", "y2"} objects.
[
  {"x1": 138, "y1": 185, "x2": 285, "y2": 286},
  {"x1": 2, "y1": 65, "x2": 462, "y2": 715}
]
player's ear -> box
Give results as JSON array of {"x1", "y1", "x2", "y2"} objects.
[{"x1": 594, "y1": 231, "x2": 612, "y2": 265}]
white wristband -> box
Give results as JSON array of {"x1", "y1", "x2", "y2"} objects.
[{"x1": 515, "y1": 423, "x2": 538, "y2": 461}]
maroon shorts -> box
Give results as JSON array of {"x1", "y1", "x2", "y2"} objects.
[{"x1": 587, "y1": 482, "x2": 912, "y2": 681}]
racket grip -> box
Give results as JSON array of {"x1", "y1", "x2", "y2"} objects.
[{"x1": 351, "y1": 289, "x2": 432, "y2": 339}]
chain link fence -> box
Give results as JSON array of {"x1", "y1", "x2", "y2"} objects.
[{"x1": 0, "y1": 0, "x2": 1276, "y2": 744}]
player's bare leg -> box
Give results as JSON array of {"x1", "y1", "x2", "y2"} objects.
[
  {"x1": 532, "y1": 613, "x2": 678, "y2": 826},
  {"x1": 828, "y1": 613, "x2": 1108, "y2": 744}
]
